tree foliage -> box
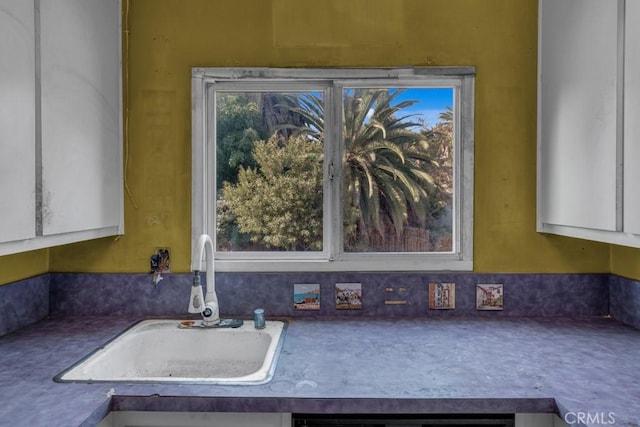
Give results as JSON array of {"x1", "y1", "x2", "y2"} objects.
[
  {"x1": 342, "y1": 89, "x2": 439, "y2": 247},
  {"x1": 220, "y1": 135, "x2": 323, "y2": 251},
  {"x1": 420, "y1": 107, "x2": 454, "y2": 250},
  {"x1": 216, "y1": 89, "x2": 454, "y2": 252},
  {"x1": 215, "y1": 94, "x2": 266, "y2": 190},
  {"x1": 288, "y1": 89, "x2": 448, "y2": 250},
  {"x1": 420, "y1": 106, "x2": 454, "y2": 217}
]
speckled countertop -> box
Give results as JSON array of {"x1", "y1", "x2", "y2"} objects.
[{"x1": 0, "y1": 316, "x2": 638, "y2": 427}]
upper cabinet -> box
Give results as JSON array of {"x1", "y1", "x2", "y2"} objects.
[
  {"x1": 40, "y1": 0, "x2": 122, "y2": 237},
  {"x1": 0, "y1": 1, "x2": 37, "y2": 244},
  {"x1": 624, "y1": 1, "x2": 640, "y2": 235},
  {"x1": 538, "y1": 0, "x2": 640, "y2": 248},
  {"x1": 0, "y1": 0, "x2": 123, "y2": 256}
]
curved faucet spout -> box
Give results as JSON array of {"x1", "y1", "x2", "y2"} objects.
[{"x1": 191, "y1": 234, "x2": 220, "y2": 325}]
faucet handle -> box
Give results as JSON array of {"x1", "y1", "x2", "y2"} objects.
[{"x1": 201, "y1": 302, "x2": 220, "y2": 326}]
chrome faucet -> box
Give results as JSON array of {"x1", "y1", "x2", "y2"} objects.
[{"x1": 189, "y1": 234, "x2": 220, "y2": 326}]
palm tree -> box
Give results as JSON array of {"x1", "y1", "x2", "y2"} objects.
[{"x1": 287, "y1": 89, "x2": 440, "y2": 249}]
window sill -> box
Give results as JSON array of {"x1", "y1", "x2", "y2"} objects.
[{"x1": 213, "y1": 257, "x2": 473, "y2": 273}]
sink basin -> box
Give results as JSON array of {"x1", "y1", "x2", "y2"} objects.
[{"x1": 55, "y1": 319, "x2": 287, "y2": 384}]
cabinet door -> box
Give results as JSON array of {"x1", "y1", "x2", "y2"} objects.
[
  {"x1": 624, "y1": 1, "x2": 640, "y2": 235},
  {"x1": 40, "y1": 0, "x2": 122, "y2": 236},
  {"x1": 103, "y1": 411, "x2": 292, "y2": 427},
  {"x1": 538, "y1": 0, "x2": 620, "y2": 231},
  {"x1": 0, "y1": 1, "x2": 36, "y2": 242}
]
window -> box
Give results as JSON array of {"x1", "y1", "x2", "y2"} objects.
[{"x1": 192, "y1": 68, "x2": 474, "y2": 271}]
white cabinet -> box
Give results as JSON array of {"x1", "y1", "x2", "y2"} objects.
[
  {"x1": 538, "y1": 0, "x2": 620, "y2": 232},
  {"x1": 0, "y1": 0, "x2": 123, "y2": 255},
  {"x1": 538, "y1": 0, "x2": 640, "y2": 248},
  {"x1": 0, "y1": 1, "x2": 36, "y2": 243},
  {"x1": 98, "y1": 412, "x2": 292, "y2": 427},
  {"x1": 40, "y1": 0, "x2": 122, "y2": 236},
  {"x1": 97, "y1": 412, "x2": 564, "y2": 427},
  {"x1": 624, "y1": 1, "x2": 640, "y2": 235},
  {"x1": 515, "y1": 414, "x2": 568, "y2": 427}
]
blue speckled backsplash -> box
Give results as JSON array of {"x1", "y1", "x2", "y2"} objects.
[{"x1": 3, "y1": 271, "x2": 639, "y2": 336}]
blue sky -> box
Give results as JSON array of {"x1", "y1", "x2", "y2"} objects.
[
  {"x1": 355, "y1": 87, "x2": 454, "y2": 127},
  {"x1": 393, "y1": 88, "x2": 453, "y2": 127}
]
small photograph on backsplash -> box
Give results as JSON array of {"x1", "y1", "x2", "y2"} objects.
[
  {"x1": 294, "y1": 283, "x2": 320, "y2": 310},
  {"x1": 428, "y1": 282, "x2": 456, "y2": 309},
  {"x1": 476, "y1": 284, "x2": 504, "y2": 310},
  {"x1": 335, "y1": 282, "x2": 363, "y2": 310}
]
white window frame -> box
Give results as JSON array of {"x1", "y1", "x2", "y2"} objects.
[{"x1": 192, "y1": 67, "x2": 474, "y2": 272}]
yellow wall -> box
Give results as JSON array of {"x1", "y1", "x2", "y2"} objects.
[
  {"x1": 0, "y1": 250, "x2": 48, "y2": 286},
  {"x1": 44, "y1": 0, "x2": 615, "y2": 274},
  {"x1": 611, "y1": 246, "x2": 640, "y2": 280}
]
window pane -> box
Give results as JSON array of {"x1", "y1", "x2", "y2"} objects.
[
  {"x1": 215, "y1": 91, "x2": 324, "y2": 252},
  {"x1": 342, "y1": 87, "x2": 454, "y2": 253}
]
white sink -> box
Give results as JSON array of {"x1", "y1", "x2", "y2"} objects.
[{"x1": 55, "y1": 319, "x2": 287, "y2": 384}]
